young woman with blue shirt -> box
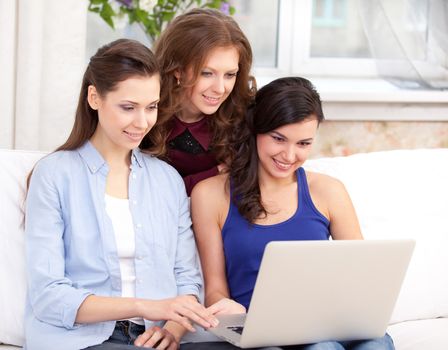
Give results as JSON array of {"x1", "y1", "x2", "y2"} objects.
[
  {"x1": 24, "y1": 39, "x2": 218, "y2": 350},
  {"x1": 190, "y1": 77, "x2": 395, "y2": 349}
]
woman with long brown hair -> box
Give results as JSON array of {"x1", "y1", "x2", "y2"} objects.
[
  {"x1": 144, "y1": 8, "x2": 256, "y2": 195},
  {"x1": 24, "y1": 39, "x2": 217, "y2": 350}
]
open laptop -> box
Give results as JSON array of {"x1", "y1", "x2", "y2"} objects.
[{"x1": 208, "y1": 239, "x2": 415, "y2": 348}]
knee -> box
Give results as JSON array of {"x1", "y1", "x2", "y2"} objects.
[
  {"x1": 374, "y1": 333, "x2": 395, "y2": 350},
  {"x1": 303, "y1": 341, "x2": 345, "y2": 350},
  {"x1": 353, "y1": 333, "x2": 395, "y2": 350}
]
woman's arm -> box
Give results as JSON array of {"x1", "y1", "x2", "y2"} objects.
[
  {"x1": 191, "y1": 176, "x2": 246, "y2": 315},
  {"x1": 25, "y1": 160, "x2": 92, "y2": 330},
  {"x1": 327, "y1": 178, "x2": 363, "y2": 240},
  {"x1": 308, "y1": 171, "x2": 363, "y2": 240},
  {"x1": 76, "y1": 294, "x2": 213, "y2": 332},
  {"x1": 172, "y1": 175, "x2": 203, "y2": 297}
]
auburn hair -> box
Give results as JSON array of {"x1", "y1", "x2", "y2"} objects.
[{"x1": 142, "y1": 8, "x2": 256, "y2": 165}]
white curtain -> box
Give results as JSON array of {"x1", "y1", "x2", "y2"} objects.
[
  {"x1": 358, "y1": 0, "x2": 448, "y2": 90},
  {"x1": 0, "y1": 0, "x2": 88, "y2": 151}
]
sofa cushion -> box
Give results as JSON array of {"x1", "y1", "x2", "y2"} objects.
[
  {"x1": 387, "y1": 318, "x2": 448, "y2": 350},
  {"x1": 0, "y1": 150, "x2": 46, "y2": 346},
  {"x1": 304, "y1": 149, "x2": 448, "y2": 324},
  {"x1": 2, "y1": 148, "x2": 448, "y2": 348}
]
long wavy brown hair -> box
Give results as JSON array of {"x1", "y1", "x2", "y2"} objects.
[
  {"x1": 27, "y1": 39, "x2": 159, "y2": 186},
  {"x1": 230, "y1": 77, "x2": 325, "y2": 223},
  {"x1": 142, "y1": 8, "x2": 256, "y2": 165}
]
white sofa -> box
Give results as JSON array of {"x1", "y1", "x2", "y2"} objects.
[{"x1": 1, "y1": 148, "x2": 448, "y2": 349}]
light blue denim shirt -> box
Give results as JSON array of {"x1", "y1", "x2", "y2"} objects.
[{"x1": 24, "y1": 141, "x2": 201, "y2": 350}]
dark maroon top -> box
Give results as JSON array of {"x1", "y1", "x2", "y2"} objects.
[{"x1": 167, "y1": 117, "x2": 219, "y2": 195}]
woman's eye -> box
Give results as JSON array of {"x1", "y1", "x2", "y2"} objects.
[
  {"x1": 272, "y1": 135, "x2": 284, "y2": 142},
  {"x1": 201, "y1": 71, "x2": 213, "y2": 77},
  {"x1": 226, "y1": 72, "x2": 238, "y2": 78},
  {"x1": 298, "y1": 141, "x2": 312, "y2": 147},
  {"x1": 147, "y1": 104, "x2": 158, "y2": 111},
  {"x1": 120, "y1": 105, "x2": 134, "y2": 111}
]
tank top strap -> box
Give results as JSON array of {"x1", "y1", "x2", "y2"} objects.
[
  {"x1": 298, "y1": 166, "x2": 316, "y2": 210},
  {"x1": 297, "y1": 167, "x2": 328, "y2": 219},
  {"x1": 296, "y1": 167, "x2": 306, "y2": 212},
  {"x1": 297, "y1": 166, "x2": 307, "y2": 191},
  {"x1": 224, "y1": 181, "x2": 239, "y2": 229}
]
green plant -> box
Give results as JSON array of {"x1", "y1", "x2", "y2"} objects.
[{"x1": 88, "y1": 0, "x2": 235, "y2": 42}]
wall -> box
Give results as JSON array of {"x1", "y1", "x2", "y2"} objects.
[{"x1": 311, "y1": 121, "x2": 448, "y2": 158}]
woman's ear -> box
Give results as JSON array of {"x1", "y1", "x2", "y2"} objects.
[
  {"x1": 87, "y1": 85, "x2": 100, "y2": 110},
  {"x1": 174, "y1": 70, "x2": 183, "y2": 86}
]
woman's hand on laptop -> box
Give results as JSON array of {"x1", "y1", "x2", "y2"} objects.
[
  {"x1": 137, "y1": 295, "x2": 219, "y2": 332},
  {"x1": 207, "y1": 298, "x2": 246, "y2": 316}
]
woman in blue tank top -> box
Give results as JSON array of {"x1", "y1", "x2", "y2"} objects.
[{"x1": 187, "y1": 77, "x2": 395, "y2": 350}]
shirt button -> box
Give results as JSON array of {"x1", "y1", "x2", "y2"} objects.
[
  {"x1": 136, "y1": 223, "x2": 142, "y2": 229},
  {"x1": 92, "y1": 166, "x2": 97, "y2": 171},
  {"x1": 136, "y1": 256, "x2": 143, "y2": 260},
  {"x1": 132, "y1": 200, "x2": 138, "y2": 205},
  {"x1": 132, "y1": 174, "x2": 137, "y2": 179},
  {"x1": 136, "y1": 279, "x2": 143, "y2": 284}
]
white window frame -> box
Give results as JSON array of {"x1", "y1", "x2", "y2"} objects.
[
  {"x1": 252, "y1": 0, "x2": 448, "y2": 121},
  {"x1": 290, "y1": 0, "x2": 378, "y2": 78},
  {"x1": 253, "y1": 0, "x2": 378, "y2": 78}
]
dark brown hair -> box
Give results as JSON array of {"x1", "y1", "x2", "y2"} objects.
[
  {"x1": 142, "y1": 8, "x2": 256, "y2": 165},
  {"x1": 57, "y1": 38, "x2": 159, "y2": 152},
  {"x1": 27, "y1": 39, "x2": 159, "y2": 187},
  {"x1": 230, "y1": 77, "x2": 325, "y2": 223}
]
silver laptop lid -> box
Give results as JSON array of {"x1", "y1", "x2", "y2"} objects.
[{"x1": 240, "y1": 239, "x2": 415, "y2": 348}]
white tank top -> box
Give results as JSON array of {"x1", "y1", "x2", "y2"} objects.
[{"x1": 105, "y1": 194, "x2": 144, "y2": 325}]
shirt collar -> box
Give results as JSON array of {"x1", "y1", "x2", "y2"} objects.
[
  {"x1": 131, "y1": 147, "x2": 145, "y2": 168},
  {"x1": 77, "y1": 141, "x2": 107, "y2": 174},
  {"x1": 77, "y1": 141, "x2": 144, "y2": 173},
  {"x1": 168, "y1": 117, "x2": 211, "y2": 151}
]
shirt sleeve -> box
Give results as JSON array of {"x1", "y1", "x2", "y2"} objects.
[
  {"x1": 173, "y1": 175, "x2": 202, "y2": 297},
  {"x1": 183, "y1": 166, "x2": 219, "y2": 196},
  {"x1": 25, "y1": 160, "x2": 92, "y2": 329}
]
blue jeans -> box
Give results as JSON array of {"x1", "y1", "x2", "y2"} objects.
[
  {"x1": 84, "y1": 321, "x2": 149, "y2": 349},
  {"x1": 180, "y1": 333, "x2": 394, "y2": 350},
  {"x1": 292, "y1": 333, "x2": 395, "y2": 350}
]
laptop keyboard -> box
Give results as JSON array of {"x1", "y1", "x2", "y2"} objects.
[{"x1": 227, "y1": 326, "x2": 244, "y2": 335}]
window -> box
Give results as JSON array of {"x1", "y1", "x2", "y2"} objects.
[
  {"x1": 86, "y1": 0, "x2": 448, "y2": 120},
  {"x1": 231, "y1": 0, "x2": 377, "y2": 78},
  {"x1": 232, "y1": 0, "x2": 279, "y2": 68},
  {"x1": 311, "y1": 0, "x2": 370, "y2": 58},
  {"x1": 86, "y1": 0, "x2": 380, "y2": 77}
]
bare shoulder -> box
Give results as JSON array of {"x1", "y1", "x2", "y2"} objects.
[
  {"x1": 305, "y1": 170, "x2": 361, "y2": 239},
  {"x1": 305, "y1": 170, "x2": 347, "y2": 196},
  {"x1": 191, "y1": 174, "x2": 229, "y2": 216},
  {"x1": 191, "y1": 173, "x2": 230, "y2": 229},
  {"x1": 192, "y1": 173, "x2": 228, "y2": 200},
  {"x1": 304, "y1": 170, "x2": 352, "y2": 220}
]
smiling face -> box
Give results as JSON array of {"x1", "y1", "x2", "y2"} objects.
[
  {"x1": 88, "y1": 75, "x2": 160, "y2": 154},
  {"x1": 256, "y1": 118, "x2": 319, "y2": 183},
  {"x1": 180, "y1": 46, "x2": 239, "y2": 122}
]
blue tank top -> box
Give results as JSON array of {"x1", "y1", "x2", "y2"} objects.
[{"x1": 222, "y1": 167, "x2": 330, "y2": 310}]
